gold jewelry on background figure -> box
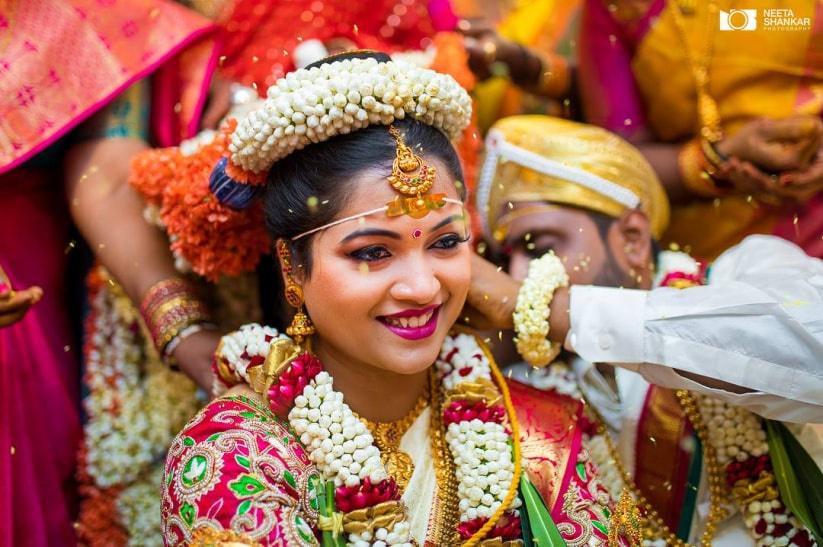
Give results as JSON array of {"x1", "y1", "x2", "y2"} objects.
[
  {"x1": 277, "y1": 240, "x2": 315, "y2": 346},
  {"x1": 354, "y1": 389, "x2": 430, "y2": 493}
]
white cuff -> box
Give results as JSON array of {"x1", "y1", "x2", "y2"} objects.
[{"x1": 566, "y1": 286, "x2": 647, "y2": 363}]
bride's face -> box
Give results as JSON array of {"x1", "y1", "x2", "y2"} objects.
[{"x1": 298, "y1": 158, "x2": 471, "y2": 375}]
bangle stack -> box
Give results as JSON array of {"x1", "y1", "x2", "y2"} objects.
[
  {"x1": 140, "y1": 278, "x2": 213, "y2": 364},
  {"x1": 513, "y1": 250, "x2": 568, "y2": 368}
]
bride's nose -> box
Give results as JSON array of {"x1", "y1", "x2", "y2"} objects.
[{"x1": 389, "y1": 256, "x2": 441, "y2": 304}]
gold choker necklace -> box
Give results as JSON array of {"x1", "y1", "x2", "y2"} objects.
[{"x1": 354, "y1": 390, "x2": 430, "y2": 492}]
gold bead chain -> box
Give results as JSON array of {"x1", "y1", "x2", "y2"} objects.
[
  {"x1": 586, "y1": 390, "x2": 728, "y2": 546},
  {"x1": 427, "y1": 367, "x2": 460, "y2": 544}
]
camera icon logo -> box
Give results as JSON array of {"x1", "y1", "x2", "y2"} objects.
[{"x1": 719, "y1": 9, "x2": 758, "y2": 31}]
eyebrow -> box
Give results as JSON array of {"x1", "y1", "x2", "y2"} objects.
[
  {"x1": 339, "y1": 213, "x2": 464, "y2": 244},
  {"x1": 340, "y1": 228, "x2": 402, "y2": 243},
  {"x1": 431, "y1": 213, "x2": 463, "y2": 232}
]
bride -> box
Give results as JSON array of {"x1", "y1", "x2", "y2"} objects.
[{"x1": 161, "y1": 52, "x2": 624, "y2": 546}]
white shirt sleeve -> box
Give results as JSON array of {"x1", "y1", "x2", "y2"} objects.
[{"x1": 565, "y1": 235, "x2": 823, "y2": 423}]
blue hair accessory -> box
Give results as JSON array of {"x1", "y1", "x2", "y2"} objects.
[{"x1": 209, "y1": 157, "x2": 265, "y2": 210}]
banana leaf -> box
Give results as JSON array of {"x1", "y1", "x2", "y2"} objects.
[
  {"x1": 519, "y1": 475, "x2": 567, "y2": 546},
  {"x1": 316, "y1": 478, "x2": 346, "y2": 547},
  {"x1": 765, "y1": 420, "x2": 823, "y2": 543}
]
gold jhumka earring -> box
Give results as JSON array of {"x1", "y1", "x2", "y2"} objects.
[{"x1": 277, "y1": 240, "x2": 315, "y2": 348}]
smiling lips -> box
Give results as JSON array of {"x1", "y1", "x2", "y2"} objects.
[{"x1": 378, "y1": 305, "x2": 440, "y2": 340}]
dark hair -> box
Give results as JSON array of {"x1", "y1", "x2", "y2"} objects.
[{"x1": 263, "y1": 101, "x2": 464, "y2": 274}]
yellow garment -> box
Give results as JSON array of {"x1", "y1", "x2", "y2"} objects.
[
  {"x1": 455, "y1": 0, "x2": 581, "y2": 132},
  {"x1": 484, "y1": 115, "x2": 670, "y2": 239},
  {"x1": 631, "y1": 0, "x2": 823, "y2": 258}
]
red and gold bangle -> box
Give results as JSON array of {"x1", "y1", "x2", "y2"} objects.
[{"x1": 140, "y1": 278, "x2": 212, "y2": 361}]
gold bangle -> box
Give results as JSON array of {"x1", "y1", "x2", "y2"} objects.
[
  {"x1": 678, "y1": 139, "x2": 726, "y2": 197},
  {"x1": 700, "y1": 137, "x2": 727, "y2": 169},
  {"x1": 139, "y1": 277, "x2": 211, "y2": 362}
]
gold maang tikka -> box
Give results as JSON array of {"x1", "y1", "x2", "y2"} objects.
[
  {"x1": 277, "y1": 240, "x2": 315, "y2": 346},
  {"x1": 385, "y1": 125, "x2": 446, "y2": 219}
]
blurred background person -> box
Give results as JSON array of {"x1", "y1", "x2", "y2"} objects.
[
  {"x1": 577, "y1": 0, "x2": 823, "y2": 259},
  {"x1": 0, "y1": 1, "x2": 219, "y2": 544}
]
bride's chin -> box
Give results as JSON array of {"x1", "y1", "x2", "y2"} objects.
[{"x1": 378, "y1": 339, "x2": 445, "y2": 375}]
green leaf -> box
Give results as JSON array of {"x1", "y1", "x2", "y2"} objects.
[
  {"x1": 237, "y1": 499, "x2": 252, "y2": 516},
  {"x1": 316, "y1": 479, "x2": 345, "y2": 547},
  {"x1": 592, "y1": 520, "x2": 609, "y2": 536},
  {"x1": 519, "y1": 475, "x2": 567, "y2": 546},
  {"x1": 228, "y1": 474, "x2": 266, "y2": 498},
  {"x1": 766, "y1": 420, "x2": 823, "y2": 543},
  {"x1": 180, "y1": 502, "x2": 196, "y2": 527},
  {"x1": 182, "y1": 436, "x2": 195, "y2": 446},
  {"x1": 235, "y1": 454, "x2": 251, "y2": 470},
  {"x1": 518, "y1": 487, "x2": 535, "y2": 547},
  {"x1": 283, "y1": 470, "x2": 297, "y2": 488},
  {"x1": 206, "y1": 433, "x2": 221, "y2": 443}
]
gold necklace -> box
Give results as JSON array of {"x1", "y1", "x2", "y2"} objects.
[
  {"x1": 585, "y1": 389, "x2": 728, "y2": 546},
  {"x1": 426, "y1": 366, "x2": 460, "y2": 544},
  {"x1": 354, "y1": 388, "x2": 430, "y2": 493},
  {"x1": 671, "y1": 0, "x2": 724, "y2": 142}
]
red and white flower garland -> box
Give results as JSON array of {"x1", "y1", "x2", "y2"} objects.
[
  {"x1": 215, "y1": 325, "x2": 522, "y2": 545},
  {"x1": 79, "y1": 268, "x2": 200, "y2": 545},
  {"x1": 436, "y1": 333, "x2": 522, "y2": 540}
]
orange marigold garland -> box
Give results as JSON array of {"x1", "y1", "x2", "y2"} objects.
[
  {"x1": 76, "y1": 444, "x2": 129, "y2": 546},
  {"x1": 129, "y1": 119, "x2": 270, "y2": 282}
]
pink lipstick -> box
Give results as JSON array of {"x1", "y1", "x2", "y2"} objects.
[{"x1": 378, "y1": 305, "x2": 440, "y2": 341}]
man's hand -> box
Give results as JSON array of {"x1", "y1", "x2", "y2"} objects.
[
  {"x1": 463, "y1": 254, "x2": 519, "y2": 330},
  {"x1": 0, "y1": 286, "x2": 43, "y2": 328},
  {"x1": 171, "y1": 329, "x2": 223, "y2": 392},
  {"x1": 459, "y1": 18, "x2": 534, "y2": 83},
  {"x1": 464, "y1": 254, "x2": 571, "y2": 343}
]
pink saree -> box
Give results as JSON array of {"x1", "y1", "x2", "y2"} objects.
[
  {"x1": 0, "y1": 171, "x2": 79, "y2": 546},
  {"x1": 0, "y1": 1, "x2": 217, "y2": 544}
]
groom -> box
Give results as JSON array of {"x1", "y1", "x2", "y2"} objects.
[{"x1": 466, "y1": 115, "x2": 823, "y2": 545}]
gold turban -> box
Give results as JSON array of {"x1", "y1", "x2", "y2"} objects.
[{"x1": 476, "y1": 115, "x2": 670, "y2": 240}]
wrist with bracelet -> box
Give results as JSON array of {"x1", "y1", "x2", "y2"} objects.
[
  {"x1": 140, "y1": 277, "x2": 215, "y2": 368},
  {"x1": 512, "y1": 250, "x2": 569, "y2": 368},
  {"x1": 678, "y1": 136, "x2": 733, "y2": 197}
]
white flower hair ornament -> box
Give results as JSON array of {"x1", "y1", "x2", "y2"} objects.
[{"x1": 209, "y1": 51, "x2": 473, "y2": 210}]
